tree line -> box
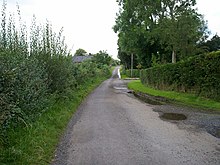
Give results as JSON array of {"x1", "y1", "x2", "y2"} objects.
[
  {"x1": 113, "y1": 0, "x2": 219, "y2": 69},
  {"x1": 74, "y1": 48, "x2": 119, "y2": 67}
]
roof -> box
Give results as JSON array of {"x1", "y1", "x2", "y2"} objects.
[{"x1": 72, "y1": 56, "x2": 92, "y2": 63}]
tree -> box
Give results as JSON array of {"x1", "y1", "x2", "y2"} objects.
[
  {"x1": 114, "y1": 0, "x2": 208, "y2": 66},
  {"x1": 199, "y1": 34, "x2": 220, "y2": 52},
  {"x1": 92, "y1": 50, "x2": 112, "y2": 68},
  {"x1": 156, "y1": 1, "x2": 208, "y2": 62},
  {"x1": 74, "y1": 48, "x2": 87, "y2": 56},
  {"x1": 117, "y1": 48, "x2": 138, "y2": 69},
  {"x1": 114, "y1": 0, "x2": 173, "y2": 67},
  {"x1": 114, "y1": 0, "x2": 160, "y2": 68}
]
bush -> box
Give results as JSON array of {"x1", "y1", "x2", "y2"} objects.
[
  {"x1": 0, "y1": 4, "x2": 112, "y2": 165},
  {"x1": 0, "y1": 51, "x2": 48, "y2": 145},
  {"x1": 125, "y1": 69, "x2": 140, "y2": 78},
  {"x1": 0, "y1": 3, "x2": 111, "y2": 148},
  {"x1": 140, "y1": 51, "x2": 220, "y2": 101}
]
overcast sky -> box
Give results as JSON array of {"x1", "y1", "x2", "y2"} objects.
[{"x1": 3, "y1": 0, "x2": 220, "y2": 59}]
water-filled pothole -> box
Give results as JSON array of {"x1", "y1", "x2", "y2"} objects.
[{"x1": 161, "y1": 113, "x2": 187, "y2": 121}]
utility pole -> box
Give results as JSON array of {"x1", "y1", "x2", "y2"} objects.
[{"x1": 131, "y1": 53, "x2": 133, "y2": 78}]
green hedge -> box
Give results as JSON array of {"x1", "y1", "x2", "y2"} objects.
[
  {"x1": 125, "y1": 69, "x2": 140, "y2": 78},
  {"x1": 140, "y1": 51, "x2": 220, "y2": 101}
]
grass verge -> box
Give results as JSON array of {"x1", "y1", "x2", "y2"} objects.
[
  {"x1": 0, "y1": 77, "x2": 107, "y2": 165},
  {"x1": 128, "y1": 80, "x2": 220, "y2": 111},
  {"x1": 121, "y1": 74, "x2": 129, "y2": 79}
]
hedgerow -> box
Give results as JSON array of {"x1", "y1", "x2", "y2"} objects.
[
  {"x1": 140, "y1": 51, "x2": 220, "y2": 101},
  {"x1": 0, "y1": 2, "x2": 111, "y2": 147},
  {"x1": 125, "y1": 69, "x2": 140, "y2": 78}
]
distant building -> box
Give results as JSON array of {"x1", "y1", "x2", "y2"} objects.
[{"x1": 72, "y1": 55, "x2": 93, "y2": 63}]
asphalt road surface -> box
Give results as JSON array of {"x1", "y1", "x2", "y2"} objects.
[{"x1": 52, "y1": 67, "x2": 220, "y2": 165}]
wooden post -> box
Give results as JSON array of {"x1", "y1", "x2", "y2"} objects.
[
  {"x1": 172, "y1": 50, "x2": 176, "y2": 63},
  {"x1": 131, "y1": 53, "x2": 133, "y2": 78}
]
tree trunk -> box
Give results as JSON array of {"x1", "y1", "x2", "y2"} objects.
[{"x1": 172, "y1": 50, "x2": 176, "y2": 63}]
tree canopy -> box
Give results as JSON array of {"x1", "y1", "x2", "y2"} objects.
[
  {"x1": 74, "y1": 48, "x2": 87, "y2": 56},
  {"x1": 92, "y1": 50, "x2": 113, "y2": 68},
  {"x1": 114, "y1": 0, "x2": 209, "y2": 68},
  {"x1": 199, "y1": 34, "x2": 220, "y2": 52}
]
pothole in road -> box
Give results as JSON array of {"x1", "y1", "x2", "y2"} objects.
[{"x1": 160, "y1": 113, "x2": 187, "y2": 121}]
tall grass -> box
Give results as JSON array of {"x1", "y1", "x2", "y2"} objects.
[
  {"x1": 0, "y1": 1, "x2": 70, "y2": 137},
  {"x1": 0, "y1": 76, "x2": 108, "y2": 164}
]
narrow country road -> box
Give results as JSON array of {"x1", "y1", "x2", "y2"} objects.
[{"x1": 52, "y1": 67, "x2": 220, "y2": 165}]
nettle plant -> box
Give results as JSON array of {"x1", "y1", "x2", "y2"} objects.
[
  {"x1": 0, "y1": 1, "x2": 111, "y2": 147},
  {"x1": 0, "y1": 2, "x2": 72, "y2": 137}
]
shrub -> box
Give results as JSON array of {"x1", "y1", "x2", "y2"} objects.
[
  {"x1": 125, "y1": 69, "x2": 140, "y2": 78},
  {"x1": 0, "y1": 51, "x2": 48, "y2": 145},
  {"x1": 140, "y1": 51, "x2": 220, "y2": 101},
  {"x1": 0, "y1": 3, "x2": 111, "y2": 149}
]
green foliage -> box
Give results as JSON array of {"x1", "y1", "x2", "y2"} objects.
[
  {"x1": 117, "y1": 49, "x2": 138, "y2": 69},
  {"x1": 47, "y1": 55, "x2": 76, "y2": 95},
  {"x1": 0, "y1": 76, "x2": 108, "y2": 165},
  {"x1": 151, "y1": 53, "x2": 161, "y2": 67},
  {"x1": 157, "y1": 8, "x2": 208, "y2": 62},
  {"x1": 92, "y1": 50, "x2": 113, "y2": 68},
  {"x1": 72, "y1": 61, "x2": 111, "y2": 87},
  {"x1": 199, "y1": 34, "x2": 220, "y2": 52},
  {"x1": 74, "y1": 48, "x2": 87, "y2": 56},
  {"x1": 0, "y1": 4, "x2": 49, "y2": 142},
  {"x1": 111, "y1": 59, "x2": 120, "y2": 66},
  {"x1": 0, "y1": 2, "x2": 111, "y2": 154},
  {"x1": 125, "y1": 69, "x2": 140, "y2": 78},
  {"x1": 0, "y1": 52, "x2": 48, "y2": 130},
  {"x1": 128, "y1": 80, "x2": 220, "y2": 111},
  {"x1": 114, "y1": 0, "x2": 208, "y2": 67},
  {"x1": 140, "y1": 51, "x2": 220, "y2": 101}
]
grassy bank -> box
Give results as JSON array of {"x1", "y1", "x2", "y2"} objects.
[
  {"x1": 128, "y1": 80, "x2": 220, "y2": 111},
  {"x1": 0, "y1": 77, "x2": 107, "y2": 165}
]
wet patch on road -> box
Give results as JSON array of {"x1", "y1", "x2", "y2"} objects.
[
  {"x1": 112, "y1": 83, "x2": 134, "y2": 94},
  {"x1": 160, "y1": 113, "x2": 187, "y2": 121},
  {"x1": 209, "y1": 128, "x2": 220, "y2": 138},
  {"x1": 133, "y1": 92, "x2": 163, "y2": 105},
  {"x1": 113, "y1": 79, "x2": 220, "y2": 139},
  {"x1": 216, "y1": 129, "x2": 220, "y2": 138},
  {"x1": 113, "y1": 86, "x2": 127, "y2": 90},
  {"x1": 112, "y1": 73, "x2": 119, "y2": 79},
  {"x1": 154, "y1": 105, "x2": 220, "y2": 139}
]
